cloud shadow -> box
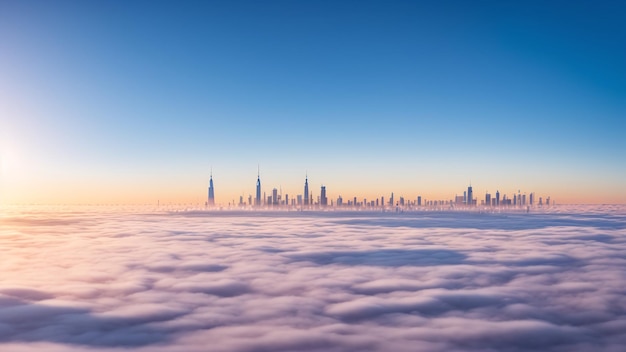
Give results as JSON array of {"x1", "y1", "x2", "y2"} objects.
[
  {"x1": 287, "y1": 249, "x2": 467, "y2": 267},
  {"x1": 0, "y1": 296, "x2": 172, "y2": 347}
]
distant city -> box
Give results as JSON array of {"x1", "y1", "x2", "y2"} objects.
[{"x1": 205, "y1": 170, "x2": 553, "y2": 211}]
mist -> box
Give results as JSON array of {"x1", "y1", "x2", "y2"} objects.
[{"x1": 1, "y1": 205, "x2": 625, "y2": 351}]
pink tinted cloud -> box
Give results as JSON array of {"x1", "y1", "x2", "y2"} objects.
[{"x1": 0, "y1": 205, "x2": 625, "y2": 351}]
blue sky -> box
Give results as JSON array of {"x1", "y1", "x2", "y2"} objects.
[{"x1": 1, "y1": 0, "x2": 624, "y2": 204}]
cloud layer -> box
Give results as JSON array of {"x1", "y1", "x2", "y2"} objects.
[{"x1": 1, "y1": 205, "x2": 625, "y2": 351}]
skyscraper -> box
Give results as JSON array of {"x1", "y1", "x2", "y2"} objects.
[
  {"x1": 304, "y1": 174, "x2": 309, "y2": 206},
  {"x1": 320, "y1": 185, "x2": 327, "y2": 206},
  {"x1": 255, "y1": 168, "x2": 261, "y2": 206},
  {"x1": 467, "y1": 184, "x2": 473, "y2": 206},
  {"x1": 496, "y1": 190, "x2": 500, "y2": 207},
  {"x1": 207, "y1": 170, "x2": 215, "y2": 206}
]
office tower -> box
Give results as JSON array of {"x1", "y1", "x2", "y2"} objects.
[
  {"x1": 337, "y1": 195, "x2": 343, "y2": 206},
  {"x1": 255, "y1": 169, "x2": 261, "y2": 206},
  {"x1": 297, "y1": 194, "x2": 303, "y2": 205},
  {"x1": 485, "y1": 192, "x2": 491, "y2": 206},
  {"x1": 208, "y1": 171, "x2": 215, "y2": 206},
  {"x1": 399, "y1": 197, "x2": 405, "y2": 206},
  {"x1": 522, "y1": 194, "x2": 526, "y2": 206},
  {"x1": 467, "y1": 184, "x2": 473, "y2": 206},
  {"x1": 272, "y1": 188, "x2": 278, "y2": 205},
  {"x1": 390, "y1": 192, "x2": 394, "y2": 206},
  {"x1": 496, "y1": 190, "x2": 500, "y2": 207},
  {"x1": 529, "y1": 192, "x2": 534, "y2": 206},
  {"x1": 546, "y1": 197, "x2": 550, "y2": 206},
  {"x1": 463, "y1": 191, "x2": 467, "y2": 205},
  {"x1": 285, "y1": 194, "x2": 289, "y2": 206},
  {"x1": 320, "y1": 186, "x2": 327, "y2": 206},
  {"x1": 248, "y1": 195, "x2": 252, "y2": 205},
  {"x1": 417, "y1": 196, "x2": 422, "y2": 206},
  {"x1": 239, "y1": 196, "x2": 243, "y2": 206},
  {"x1": 304, "y1": 175, "x2": 309, "y2": 206}
]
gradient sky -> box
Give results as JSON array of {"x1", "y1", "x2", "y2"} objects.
[{"x1": 1, "y1": 0, "x2": 624, "y2": 205}]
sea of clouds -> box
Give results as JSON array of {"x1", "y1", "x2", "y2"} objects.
[{"x1": 1, "y1": 205, "x2": 625, "y2": 351}]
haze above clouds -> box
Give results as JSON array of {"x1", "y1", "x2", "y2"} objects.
[{"x1": 1, "y1": 205, "x2": 625, "y2": 351}]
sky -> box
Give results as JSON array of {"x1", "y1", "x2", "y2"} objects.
[
  {"x1": 1, "y1": 205, "x2": 626, "y2": 351},
  {"x1": 0, "y1": 0, "x2": 624, "y2": 204}
]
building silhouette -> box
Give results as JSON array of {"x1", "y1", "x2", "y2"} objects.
[
  {"x1": 304, "y1": 174, "x2": 309, "y2": 206},
  {"x1": 255, "y1": 168, "x2": 261, "y2": 206},
  {"x1": 320, "y1": 185, "x2": 327, "y2": 207},
  {"x1": 467, "y1": 184, "x2": 473, "y2": 206},
  {"x1": 208, "y1": 170, "x2": 215, "y2": 206}
]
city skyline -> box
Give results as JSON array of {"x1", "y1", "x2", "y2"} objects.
[
  {"x1": 201, "y1": 168, "x2": 552, "y2": 209},
  {"x1": 1, "y1": 1, "x2": 624, "y2": 205}
]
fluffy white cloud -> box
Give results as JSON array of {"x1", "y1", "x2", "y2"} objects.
[{"x1": 0, "y1": 205, "x2": 625, "y2": 351}]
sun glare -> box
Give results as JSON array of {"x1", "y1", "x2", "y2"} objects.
[{"x1": 0, "y1": 146, "x2": 17, "y2": 175}]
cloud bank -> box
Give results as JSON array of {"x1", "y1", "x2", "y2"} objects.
[{"x1": 1, "y1": 205, "x2": 625, "y2": 351}]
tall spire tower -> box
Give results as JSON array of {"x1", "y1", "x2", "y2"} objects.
[
  {"x1": 304, "y1": 172, "x2": 309, "y2": 206},
  {"x1": 208, "y1": 168, "x2": 215, "y2": 206},
  {"x1": 255, "y1": 165, "x2": 261, "y2": 206}
]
